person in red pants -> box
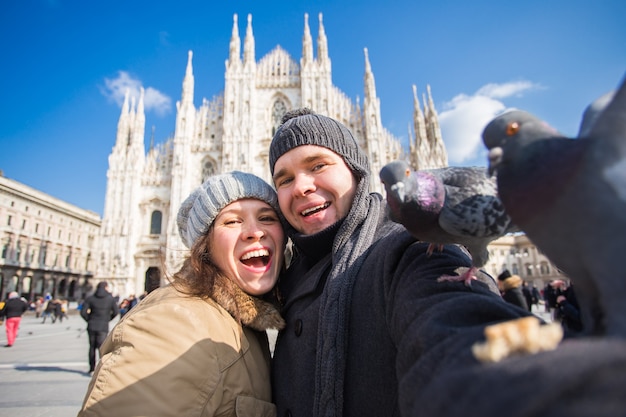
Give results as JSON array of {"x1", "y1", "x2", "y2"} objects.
[{"x1": 0, "y1": 291, "x2": 28, "y2": 347}]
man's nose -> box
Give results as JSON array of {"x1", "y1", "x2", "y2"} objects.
[{"x1": 293, "y1": 174, "x2": 315, "y2": 196}]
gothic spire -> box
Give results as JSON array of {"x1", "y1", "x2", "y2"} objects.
[
  {"x1": 132, "y1": 87, "x2": 146, "y2": 149},
  {"x1": 412, "y1": 84, "x2": 427, "y2": 151},
  {"x1": 229, "y1": 14, "x2": 241, "y2": 65},
  {"x1": 302, "y1": 13, "x2": 313, "y2": 65},
  {"x1": 121, "y1": 88, "x2": 129, "y2": 116},
  {"x1": 413, "y1": 84, "x2": 425, "y2": 127},
  {"x1": 117, "y1": 89, "x2": 130, "y2": 129},
  {"x1": 149, "y1": 125, "x2": 155, "y2": 151},
  {"x1": 243, "y1": 14, "x2": 255, "y2": 66},
  {"x1": 115, "y1": 89, "x2": 130, "y2": 148},
  {"x1": 363, "y1": 48, "x2": 377, "y2": 100},
  {"x1": 137, "y1": 87, "x2": 144, "y2": 112},
  {"x1": 317, "y1": 13, "x2": 328, "y2": 63},
  {"x1": 408, "y1": 122, "x2": 415, "y2": 155},
  {"x1": 426, "y1": 84, "x2": 436, "y2": 116},
  {"x1": 181, "y1": 50, "x2": 194, "y2": 107}
]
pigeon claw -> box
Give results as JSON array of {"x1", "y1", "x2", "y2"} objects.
[
  {"x1": 426, "y1": 243, "x2": 445, "y2": 257},
  {"x1": 437, "y1": 267, "x2": 478, "y2": 287}
]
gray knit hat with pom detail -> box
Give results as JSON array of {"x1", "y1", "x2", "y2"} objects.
[
  {"x1": 177, "y1": 171, "x2": 279, "y2": 248},
  {"x1": 269, "y1": 108, "x2": 369, "y2": 177}
]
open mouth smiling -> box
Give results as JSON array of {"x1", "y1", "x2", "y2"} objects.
[
  {"x1": 240, "y1": 249, "x2": 270, "y2": 267},
  {"x1": 301, "y1": 202, "x2": 330, "y2": 217}
]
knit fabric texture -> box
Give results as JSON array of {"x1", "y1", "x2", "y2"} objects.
[
  {"x1": 176, "y1": 171, "x2": 279, "y2": 248},
  {"x1": 269, "y1": 109, "x2": 383, "y2": 416},
  {"x1": 269, "y1": 110, "x2": 370, "y2": 177},
  {"x1": 315, "y1": 181, "x2": 382, "y2": 417}
]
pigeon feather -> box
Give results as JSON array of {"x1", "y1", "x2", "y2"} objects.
[
  {"x1": 482, "y1": 74, "x2": 626, "y2": 336},
  {"x1": 380, "y1": 160, "x2": 517, "y2": 285}
]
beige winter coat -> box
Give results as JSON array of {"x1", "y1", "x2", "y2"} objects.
[{"x1": 78, "y1": 282, "x2": 284, "y2": 417}]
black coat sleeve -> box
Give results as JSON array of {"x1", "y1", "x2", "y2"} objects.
[{"x1": 383, "y1": 235, "x2": 626, "y2": 417}]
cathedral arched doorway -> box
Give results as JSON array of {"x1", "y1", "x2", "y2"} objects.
[{"x1": 145, "y1": 267, "x2": 161, "y2": 294}]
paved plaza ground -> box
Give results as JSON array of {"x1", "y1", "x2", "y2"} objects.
[
  {"x1": 0, "y1": 309, "x2": 114, "y2": 417},
  {"x1": 0, "y1": 303, "x2": 552, "y2": 416}
]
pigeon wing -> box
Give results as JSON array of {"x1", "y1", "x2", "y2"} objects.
[
  {"x1": 433, "y1": 167, "x2": 514, "y2": 238},
  {"x1": 587, "y1": 74, "x2": 626, "y2": 154}
]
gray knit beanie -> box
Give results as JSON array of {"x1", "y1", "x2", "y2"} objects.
[
  {"x1": 177, "y1": 171, "x2": 279, "y2": 248},
  {"x1": 269, "y1": 108, "x2": 369, "y2": 177}
]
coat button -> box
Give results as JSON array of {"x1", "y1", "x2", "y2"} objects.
[{"x1": 294, "y1": 319, "x2": 303, "y2": 336}]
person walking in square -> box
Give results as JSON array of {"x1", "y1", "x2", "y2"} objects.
[
  {"x1": 0, "y1": 291, "x2": 28, "y2": 347},
  {"x1": 80, "y1": 281, "x2": 119, "y2": 373}
]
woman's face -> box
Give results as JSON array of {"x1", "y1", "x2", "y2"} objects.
[{"x1": 209, "y1": 198, "x2": 285, "y2": 296}]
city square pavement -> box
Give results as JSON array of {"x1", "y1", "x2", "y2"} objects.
[
  {"x1": 0, "y1": 304, "x2": 551, "y2": 416},
  {"x1": 0, "y1": 308, "x2": 118, "y2": 417}
]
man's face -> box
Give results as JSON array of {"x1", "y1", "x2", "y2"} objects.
[{"x1": 272, "y1": 145, "x2": 358, "y2": 235}]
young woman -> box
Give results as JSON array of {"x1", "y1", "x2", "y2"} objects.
[{"x1": 79, "y1": 171, "x2": 285, "y2": 417}]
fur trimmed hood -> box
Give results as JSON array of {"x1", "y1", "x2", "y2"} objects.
[
  {"x1": 500, "y1": 274, "x2": 524, "y2": 291},
  {"x1": 211, "y1": 274, "x2": 285, "y2": 332}
]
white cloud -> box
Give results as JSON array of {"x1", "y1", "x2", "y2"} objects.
[
  {"x1": 439, "y1": 81, "x2": 541, "y2": 165},
  {"x1": 475, "y1": 81, "x2": 539, "y2": 99},
  {"x1": 101, "y1": 71, "x2": 172, "y2": 116},
  {"x1": 143, "y1": 87, "x2": 172, "y2": 116}
]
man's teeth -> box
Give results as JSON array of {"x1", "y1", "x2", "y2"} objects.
[
  {"x1": 241, "y1": 249, "x2": 270, "y2": 260},
  {"x1": 301, "y1": 202, "x2": 330, "y2": 216}
]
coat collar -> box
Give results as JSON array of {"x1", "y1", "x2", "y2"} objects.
[{"x1": 211, "y1": 274, "x2": 285, "y2": 332}]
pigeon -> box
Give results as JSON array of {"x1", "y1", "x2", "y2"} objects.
[
  {"x1": 379, "y1": 160, "x2": 517, "y2": 286},
  {"x1": 482, "y1": 74, "x2": 626, "y2": 336},
  {"x1": 578, "y1": 90, "x2": 615, "y2": 138}
]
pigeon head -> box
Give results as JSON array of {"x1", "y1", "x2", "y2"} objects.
[
  {"x1": 380, "y1": 160, "x2": 445, "y2": 225},
  {"x1": 380, "y1": 160, "x2": 412, "y2": 203},
  {"x1": 482, "y1": 110, "x2": 562, "y2": 175}
]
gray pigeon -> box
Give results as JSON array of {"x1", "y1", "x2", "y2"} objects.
[
  {"x1": 578, "y1": 90, "x2": 615, "y2": 138},
  {"x1": 482, "y1": 74, "x2": 626, "y2": 336},
  {"x1": 379, "y1": 160, "x2": 517, "y2": 286}
]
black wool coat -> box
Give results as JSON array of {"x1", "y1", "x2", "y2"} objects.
[{"x1": 80, "y1": 287, "x2": 119, "y2": 332}]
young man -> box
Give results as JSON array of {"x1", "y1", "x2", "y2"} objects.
[{"x1": 269, "y1": 108, "x2": 626, "y2": 417}]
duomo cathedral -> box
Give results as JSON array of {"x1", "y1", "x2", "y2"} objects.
[{"x1": 97, "y1": 13, "x2": 448, "y2": 298}]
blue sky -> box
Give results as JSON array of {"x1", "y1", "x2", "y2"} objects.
[{"x1": 1, "y1": 0, "x2": 624, "y2": 216}]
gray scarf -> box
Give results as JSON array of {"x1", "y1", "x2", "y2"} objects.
[{"x1": 314, "y1": 179, "x2": 383, "y2": 417}]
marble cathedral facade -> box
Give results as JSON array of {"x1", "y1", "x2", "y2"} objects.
[{"x1": 97, "y1": 13, "x2": 448, "y2": 298}]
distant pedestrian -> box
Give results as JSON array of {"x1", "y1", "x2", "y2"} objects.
[
  {"x1": 118, "y1": 298, "x2": 130, "y2": 318},
  {"x1": 497, "y1": 270, "x2": 529, "y2": 311},
  {"x1": 41, "y1": 300, "x2": 55, "y2": 323},
  {"x1": 80, "y1": 282, "x2": 119, "y2": 373},
  {"x1": 34, "y1": 297, "x2": 45, "y2": 318},
  {"x1": 58, "y1": 299, "x2": 69, "y2": 322},
  {"x1": 0, "y1": 291, "x2": 29, "y2": 347},
  {"x1": 522, "y1": 281, "x2": 534, "y2": 311},
  {"x1": 52, "y1": 299, "x2": 63, "y2": 323}
]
